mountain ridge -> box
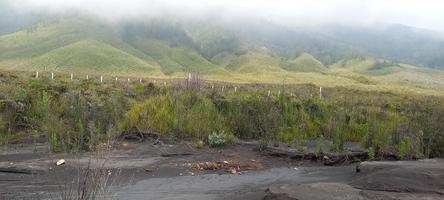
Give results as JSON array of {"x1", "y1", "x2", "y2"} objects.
[{"x1": 1, "y1": 15, "x2": 444, "y2": 94}]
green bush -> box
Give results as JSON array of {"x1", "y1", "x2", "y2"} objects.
[
  {"x1": 208, "y1": 131, "x2": 227, "y2": 147},
  {"x1": 225, "y1": 133, "x2": 237, "y2": 145},
  {"x1": 315, "y1": 135, "x2": 326, "y2": 156},
  {"x1": 367, "y1": 147, "x2": 376, "y2": 160},
  {"x1": 176, "y1": 93, "x2": 224, "y2": 138},
  {"x1": 119, "y1": 96, "x2": 176, "y2": 134},
  {"x1": 195, "y1": 139, "x2": 204, "y2": 149},
  {"x1": 399, "y1": 136, "x2": 423, "y2": 159},
  {"x1": 226, "y1": 95, "x2": 282, "y2": 140}
]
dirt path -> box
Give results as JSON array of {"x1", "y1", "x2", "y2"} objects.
[
  {"x1": 1, "y1": 141, "x2": 443, "y2": 200},
  {"x1": 114, "y1": 165, "x2": 354, "y2": 200}
]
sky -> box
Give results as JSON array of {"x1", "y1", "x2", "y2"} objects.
[{"x1": 8, "y1": 0, "x2": 444, "y2": 30}]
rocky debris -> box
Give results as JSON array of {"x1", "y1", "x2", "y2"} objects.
[
  {"x1": 189, "y1": 159, "x2": 263, "y2": 174},
  {"x1": 56, "y1": 159, "x2": 65, "y2": 166},
  {"x1": 144, "y1": 167, "x2": 154, "y2": 172},
  {"x1": 351, "y1": 159, "x2": 444, "y2": 194},
  {"x1": 260, "y1": 145, "x2": 367, "y2": 165},
  {"x1": 125, "y1": 91, "x2": 136, "y2": 98},
  {"x1": 95, "y1": 142, "x2": 115, "y2": 151},
  {"x1": 191, "y1": 162, "x2": 225, "y2": 170}
]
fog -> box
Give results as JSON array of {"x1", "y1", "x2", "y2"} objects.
[{"x1": 7, "y1": 0, "x2": 444, "y2": 30}]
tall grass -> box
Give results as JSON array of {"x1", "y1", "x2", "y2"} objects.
[{"x1": 0, "y1": 76, "x2": 444, "y2": 159}]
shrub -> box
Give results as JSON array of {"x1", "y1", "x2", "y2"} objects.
[
  {"x1": 225, "y1": 133, "x2": 237, "y2": 145},
  {"x1": 399, "y1": 136, "x2": 423, "y2": 159},
  {"x1": 226, "y1": 95, "x2": 282, "y2": 140},
  {"x1": 119, "y1": 96, "x2": 176, "y2": 134},
  {"x1": 208, "y1": 131, "x2": 227, "y2": 147},
  {"x1": 195, "y1": 139, "x2": 205, "y2": 149},
  {"x1": 367, "y1": 147, "x2": 376, "y2": 160},
  {"x1": 177, "y1": 94, "x2": 224, "y2": 138},
  {"x1": 280, "y1": 127, "x2": 306, "y2": 143},
  {"x1": 315, "y1": 135, "x2": 326, "y2": 156}
]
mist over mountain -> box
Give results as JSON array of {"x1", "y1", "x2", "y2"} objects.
[{"x1": 1, "y1": 0, "x2": 444, "y2": 77}]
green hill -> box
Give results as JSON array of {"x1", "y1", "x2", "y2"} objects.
[
  {"x1": 331, "y1": 58, "x2": 407, "y2": 76},
  {"x1": 124, "y1": 37, "x2": 228, "y2": 76},
  {"x1": 225, "y1": 51, "x2": 287, "y2": 74},
  {"x1": 282, "y1": 53, "x2": 327, "y2": 72},
  {"x1": 1, "y1": 15, "x2": 444, "y2": 95},
  {"x1": 27, "y1": 39, "x2": 162, "y2": 75}
]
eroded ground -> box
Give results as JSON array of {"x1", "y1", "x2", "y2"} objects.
[{"x1": 1, "y1": 138, "x2": 443, "y2": 200}]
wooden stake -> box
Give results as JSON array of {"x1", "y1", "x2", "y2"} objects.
[
  {"x1": 35, "y1": 71, "x2": 39, "y2": 79},
  {"x1": 51, "y1": 72, "x2": 54, "y2": 80}
]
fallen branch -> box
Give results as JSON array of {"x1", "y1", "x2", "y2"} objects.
[
  {"x1": 260, "y1": 146, "x2": 368, "y2": 166},
  {"x1": 160, "y1": 153, "x2": 193, "y2": 157},
  {"x1": 0, "y1": 167, "x2": 39, "y2": 175}
]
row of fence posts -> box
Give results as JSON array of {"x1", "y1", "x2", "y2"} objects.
[
  {"x1": 35, "y1": 71, "x2": 324, "y2": 99},
  {"x1": 35, "y1": 71, "x2": 168, "y2": 85}
]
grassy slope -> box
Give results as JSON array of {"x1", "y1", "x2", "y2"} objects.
[
  {"x1": 28, "y1": 39, "x2": 162, "y2": 75},
  {"x1": 329, "y1": 58, "x2": 444, "y2": 94},
  {"x1": 283, "y1": 53, "x2": 327, "y2": 72},
  {"x1": 225, "y1": 51, "x2": 287, "y2": 73},
  {"x1": 0, "y1": 22, "x2": 84, "y2": 59},
  {"x1": 1, "y1": 20, "x2": 444, "y2": 96},
  {"x1": 126, "y1": 38, "x2": 228, "y2": 76}
]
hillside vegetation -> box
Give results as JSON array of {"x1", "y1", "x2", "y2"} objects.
[
  {"x1": 0, "y1": 73, "x2": 443, "y2": 159},
  {"x1": 1, "y1": 16, "x2": 444, "y2": 95}
]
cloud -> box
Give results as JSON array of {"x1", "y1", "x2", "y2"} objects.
[{"x1": 8, "y1": 0, "x2": 444, "y2": 30}]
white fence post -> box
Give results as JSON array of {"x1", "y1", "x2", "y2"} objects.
[
  {"x1": 86, "y1": 75, "x2": 89, "y2": 80},
  {"x1": 35, "y1": 71, "x2": 39, "y2": 79},
  {"x1": 319, "y1": 87, "x2": 323, "y2": 99},
  {"x1": 70, "y1": 73, "x2": 73, "y2": 80},
  {"x1": 268, "y1": 90, "x2": 271, "y2": 97},
  {"x1": 51, "y1": 72, "x2": 54, "y2": 80},
  {"x1": 100, "y1": 76, "x2": 103, "y2": 83},
  {"x1": 234, "y1": 86, "x2": 237, "y2": 93}
]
